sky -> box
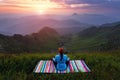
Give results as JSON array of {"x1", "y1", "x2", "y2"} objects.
[{"x1": 0, "y1": 0, "x2": 120, "y2": 15}]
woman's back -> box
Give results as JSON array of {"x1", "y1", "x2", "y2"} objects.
[{"x1": 54, "y1": 54, "x2": 69, "y2": 71}]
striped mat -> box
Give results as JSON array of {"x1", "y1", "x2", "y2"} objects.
[{"x1": 33, "y1": 60, "x2": 91, "y2": 73}]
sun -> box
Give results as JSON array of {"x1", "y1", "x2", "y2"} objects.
[
  {"x1": 4, "y1": 0, "x2": 64, "y2": 14},
  {"x1": 24, "y1": 0, "x2": 64, "y2": 14},
  {"x1": 36, "y1": 10, "x2": 45, "y2": 15}
]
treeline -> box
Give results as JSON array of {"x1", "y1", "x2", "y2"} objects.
[{"x1": 0, "y1": 27, "x2": 59, "y2": 53}]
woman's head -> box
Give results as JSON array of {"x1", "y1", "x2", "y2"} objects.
[{"x1": 58, "y1": 47, "x2": 64, "y2": 54}]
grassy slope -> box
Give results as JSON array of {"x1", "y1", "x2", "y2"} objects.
[
  {"x1": 67, "y1": 35, "x2": 106, "y2": 51},
  {"x1": 0, "y1": 51, "x2": 120, "y2": 80}
]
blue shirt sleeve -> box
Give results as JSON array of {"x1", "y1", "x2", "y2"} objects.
[
  {"x1": 53, "y1": 57, "x2": 55, "y2": 62},
  {"x1": 53, "y1": 55, "x2": 59, "y2": 62},
  {"x1": 65, "y1": 55, "x2": 70, "y2": 61}
]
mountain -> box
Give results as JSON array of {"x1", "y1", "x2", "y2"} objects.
[
  {"x1": 0, "y1": 22, "x2": 120, "y2": 53},
  {"x1": 2, "y1": 13, "x2": 119, "y2": 35},
  {"x1": 68, "y1": 13, "x2": 120, "y2": 25},
  {"x1": 64, "y1": 22, "x2": 120, "y2": 51},
  {"x1": 30, "y1": 27, "x2": 59, "y2": 40},
  {"x1": 54, "y1": 19, "x2": 91, "y2": 35},
  {"x1": 0, "y1": 15, "x2": 91, "y2": 35},
  {"x1": 0, "y1": 27, "x2": 60, "y2": 53},
  {"x1": 55, "y1": 27, "x2": 89, "y2": 35},
  {"x1": 100, "y1": 21, "x2": 120, "y2": 27}
]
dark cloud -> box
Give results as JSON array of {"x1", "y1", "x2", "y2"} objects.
[
  {"x1": 51, "y1": 0, "x2": 120, "y2": 9},
  {"x1": 65, "y1": 0, "x2": 108, "y2": 4},
  {"x1": 65, "y1": 0, "x2": 120, "y2": 13},
  {"x1": 51, "y1": 0, "x2": 113, "y2": 4}
]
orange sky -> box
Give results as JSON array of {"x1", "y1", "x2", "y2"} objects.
[
  {"x1": 0, "y1": 0, "x2": 120, "y2": 15},
  {"x1": 0, "y1": 0, "x2": 90, "y2": 15}
]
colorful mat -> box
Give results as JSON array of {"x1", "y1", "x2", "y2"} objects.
[{"x1": 33, "y1": 60, "x2": 91, "y2": 73}]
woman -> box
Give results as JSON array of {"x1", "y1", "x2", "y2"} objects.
[{"x1": 52, "y1": 48, "x2": 70, "y2": 71}]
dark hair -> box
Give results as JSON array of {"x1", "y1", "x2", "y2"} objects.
[{"x1": 60, "y1": 53, "x2": 63, "y2": 61}]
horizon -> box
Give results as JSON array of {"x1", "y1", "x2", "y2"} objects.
[
  {"x1": 0, "y1": 0, "x2": 120, "y2": 35},
  {"x1": 0, "y1": 0, "x2": 120, "y2": 24}
]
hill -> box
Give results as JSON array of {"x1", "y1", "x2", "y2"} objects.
[
  {"x1": 0, "y1": 19, "x2": 120, "y2": 53},
  {"x1": 0, "y1": 27, "x2": 60, "y2": 53},
  {"x1": 55, "y1": 27, "x2": 89, "y2": 35},
  {"x1": 64, "y1": 22, "x2": 120, "y2": 51}
]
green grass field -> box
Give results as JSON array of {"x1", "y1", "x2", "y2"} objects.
[{"x1": 0, "y1": 51, "x2": 120, "y2": 80}]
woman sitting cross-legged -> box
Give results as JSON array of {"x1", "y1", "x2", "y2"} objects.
[{"x1": 52, "y1": 48, "x2": 70, "y2": 71}]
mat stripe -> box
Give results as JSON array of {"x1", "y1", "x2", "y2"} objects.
[
  {"x1": 41, "y1": 61, "x2": 45, "y2": 73},
  {"x1": 66, "y1": 65, "x2": 70, "y2": 73},
  {"x1": 69, "y1": 61, "x2": 74, "y2": 72},
  {"x1": 36, "y1": 60, "x2": 43, "y2": 73},
  {"x1": 34, "y1": 61, "x2": 40, "y2": 73},
  {"x1": 47, "y1": 61, "x2": 51, "y2": 73},
  {"x1": 81, "y1": 60, "x2": 91, "y2": 72},
  {"x1": 75, "y1": 60, "x2": 85, "y2": 72},
  {"x1": 45, "y1": 61, "x2": 48, "y2": 72},
  {"x1": 72, "y1": 60, "x2": 79, "y2": 72},
  {"x1": 74, "y1": 60, "x2": 80, "y2": 72}
]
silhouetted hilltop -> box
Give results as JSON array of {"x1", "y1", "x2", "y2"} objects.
[{"x1": 0, "y1": 27, "x2": 60, "y2": 53}]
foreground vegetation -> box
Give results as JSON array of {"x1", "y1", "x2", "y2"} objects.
[{"x1": 0, "y1": 51, "x2": 120, "y2": 80}]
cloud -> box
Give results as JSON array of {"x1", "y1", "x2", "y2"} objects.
[
  {"x1": 0, "y1": 0, "x2": 92, "y2": 9},
  {"x1": 52, "y1": 0, "x2": 108, "y2": 4},
  {"x1": 0, "y1": 0, "x2": 120, "y2": 14},
  {"x1": 70, "y1": 4, "x2": 90, "y2": 8},
  {"x1": 0, "y1": 0, "x2": 65, "y2": 9},
  {"x1": 64, "y1": 0, "x2": 120, "y2": 12}
]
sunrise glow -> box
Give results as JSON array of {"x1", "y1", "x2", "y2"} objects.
[
  {"x1": 0, "y1": 0, "x2": 67, "y2": 14},
  {"x1": 0, "y1": 0, "x2": 120, "y2": 15},
  {"x1": 36, "y1": 10, "x2": 45, "y2": 15}
]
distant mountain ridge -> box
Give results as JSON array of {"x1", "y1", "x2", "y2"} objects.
[
  {"x1": 69, "y1": 13, "x2": 120, "y2": 25},
  {"x1": 1, "y1": 13, "x2": 120, "y2": 35},
  {"x1": 100, "y1": 21, "x2": 120, "y2": 27},
  {"x1": 0, "y1": 15, "x2": 91, "y2": 35}
]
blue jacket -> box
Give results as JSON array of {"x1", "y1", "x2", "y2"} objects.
[{"x1": 53, "y1": 54, "x2": 70, "y2": 71}]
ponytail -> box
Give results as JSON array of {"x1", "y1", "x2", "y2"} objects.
[{"x1": 60, "y1": 53, "x2": 63, "y2": 61}]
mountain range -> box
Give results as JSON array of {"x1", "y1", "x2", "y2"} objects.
[
  {"x1": 65, "y1": 22, "x2": 120, "y2": 51},
  {"x1": 68, "y1": 13, "x2": 120, "y2": 25},
  {"x1": 1, "y1": 13, "x2": 120, "y2": 35},
  {"x1": 0, "y1": 21, "x2": 120, "y2": 53},
  {"x1": 0, "y1": 15, "x2": 91, "y2": 35}
]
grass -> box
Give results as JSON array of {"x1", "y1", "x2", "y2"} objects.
[
  {"x1": 0, "y1": 51, "x2": 120, "y2": 80},
  {"x1": 68, "y1": 35, "x2": 106, "y2": 51}
]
